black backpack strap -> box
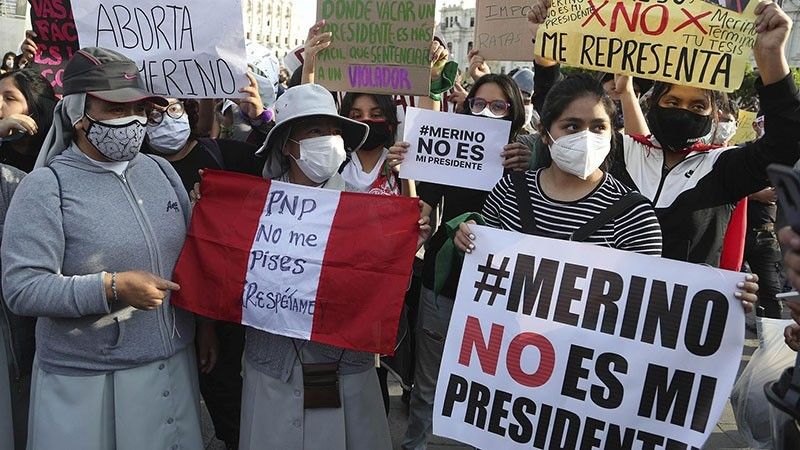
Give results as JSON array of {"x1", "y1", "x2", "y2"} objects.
[
  {"x1": 46, "y1": 165, "x2": 63, "y2": 215},
  {"x1": 570, "y1": 191, "x2": 649, "y2": 242},
  {"x1": 337, "y1": 153, "x2": 352, "y2": 174},
  {"x1": 511, "y1": 171, "x2": 537, "y2": 235}
]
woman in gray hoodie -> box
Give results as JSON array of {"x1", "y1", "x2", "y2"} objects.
[{"x1": 0, "y1": 48, "x2": 203, "y2": 450}]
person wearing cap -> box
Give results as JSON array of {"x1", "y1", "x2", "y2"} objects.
[
  {"x1": 235, "y1": 82, "x2": 429, "y2": 450},
  {"x1": 0, "y1": 48, "x2": 203, "y2": 450},
  {"x1": 511, "y1": 68, "x2": 540, "y2": 135}
]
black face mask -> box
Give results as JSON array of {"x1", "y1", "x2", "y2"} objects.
[
  {"x1": 360, "y1": 120, "x2": 392, "y2": 151},
  {"x1": 646, "y1": 105, "x2": 713, "y2": 152}
]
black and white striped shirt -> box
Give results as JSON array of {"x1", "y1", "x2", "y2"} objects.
[{"x1": 483, "y1": 169, "x2": 663, "y2": 256}]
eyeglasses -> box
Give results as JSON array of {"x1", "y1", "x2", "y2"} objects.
[
  {"x1": 469, "y1": 97, "x2": 511, "y2": 116},
  {"x1": 147, "y1": 101, "x2": 185, "y2": 125}
]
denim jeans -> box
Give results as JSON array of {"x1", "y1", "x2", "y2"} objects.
[{"x1": 402, "y1": 286, "x2": 454, "y2": 450}]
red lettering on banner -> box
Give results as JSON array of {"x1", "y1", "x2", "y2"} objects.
[
  {"x1": 640, "y1": 5, "x2": 669, "y2": 36},
  {"x1": 674, "y1": 8, "x2": 711, "y2": 34},
  {"x1": 582, "y1": 0, "x2": 609, "y2": 27},
  {"x1": 610, "y1": 2, "x2": 641, "y2": 32},
  {"x1": 506, "y1": 332, "x2": 556, "y2": 387},
  {"x1": 458, "y1": 316, "x2": 504, "y2": 376}
]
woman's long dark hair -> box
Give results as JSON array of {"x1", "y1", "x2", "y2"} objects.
[
  {"x1": 460, "y1": 74, "x2": 526, "y2": 140},
  {"x1": 0, "y1": 69, "x2": 57, "y2": 159},
  {"x1": 339, "y1": 93, "x2": 399, "y2": 149},
  {"x1": 2, "y1": 52, "x2": 16, "y2": 69}
]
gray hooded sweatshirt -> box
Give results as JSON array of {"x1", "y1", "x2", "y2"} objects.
[{"x1": 1, "y1": 146, "x2": 193, "y2": 376}]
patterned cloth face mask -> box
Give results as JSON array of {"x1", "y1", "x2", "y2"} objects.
[{"x1": 85, "y1": 115, "x2": 147, "y2": 162}]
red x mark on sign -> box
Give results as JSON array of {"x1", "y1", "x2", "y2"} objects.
[
  {"x1": 582, "y1": 0, "x2": 610, "y2": 27},
  {"x1": 673, "y1": 8, "x2": 711, "y2": 34}
]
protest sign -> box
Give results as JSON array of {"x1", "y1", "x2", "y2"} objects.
[
  {"x1": 730, "y1": 110, "x2": 757, "y2": 145},
  {"x1": 28, "y1": 0, "x2": 79, "y2": 94},
  {"x1": 315, "y1": 0, "x2": 436, "y2": 96},
  {"x1": 535, "y1": 0, "x2": 758, "y2": 92},
  {"x1": 71, "y1": 0, "x2": 249, "y2": 98},
  {"x1": 434, "y1": 226, "x2": 745, "y2": 449},
  {"x1": 400, "y1": 107, "x2": 509, "y2": 191},
  {"x1": 172, "y1": 170, "x2": 419, "y2": 354},
  {"x1": 474, "y1": 0, "x2": 535, "y2": 61}
]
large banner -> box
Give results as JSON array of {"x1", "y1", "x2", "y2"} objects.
[
  {"x1": 535, "y1": 0, "x2": 757, "y2": 91},
  {"x1": 474, "y1": 0, "x2": 535, "y2": 61},
  {"x1": 434, "y1": 226, "x2": 745, "y2": 449},
  {"x1": 171, "y1": 170, "x2": 419, "y2": 354},
  {"x1": 400, "y1": 107, "x2": 509, "y2": 191},
  {"x1": 28, "y1": 0, "x2": 79, "y2": 94},
  {"x1": 315, "y1": 0, "x2": 436, "y2": 96},
  {"x1": 71, "y1": 0, "x2": 249, "y2": 98}
]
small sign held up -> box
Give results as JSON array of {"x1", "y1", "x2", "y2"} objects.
[
  {"x1": 400, "y1": 107, "x2": 510, "y2": 191},
  {"x1": 315, "y1": 0, "x2": 436, "y2": 96},
  {"x1": 474, "y1": 0, "x2": 535, "y2": 61},
  {"x1": 71, "y1": 0, "x2": 249, "y2": 98}
]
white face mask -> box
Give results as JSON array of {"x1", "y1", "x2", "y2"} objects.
[
  {"x1": 290, "y1": 135, "x2": 347, "y2": 183},
  {"x1": 548, "y1": 129, "x2": 612, "y2": 180},
  {"x1": 524, "y1": 105, "x2": 535, "y2": 125},
  {"x1": 147, "y1": 115, "x2": 191, "y2": 155},
  {"x1": 474, "y1": 108, "x2": 506, "y2": 119},
  {"x1": 712, "y1": 121, "x2": 737, "y2": 145},
  {"x1": 85, "y1": 115, "x2": 147, "y2": 162},
  {"x1": 3, "y1": 59, "x2": 13, "y2": 69}
]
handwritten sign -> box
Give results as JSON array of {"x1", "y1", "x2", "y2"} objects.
[
  {"x1": 171, "y1": 171, "x2": 419, "y2": 354},
  {"x1": 28, "y1": 0, "x2": 79, "y2": 93},
  {"x1": 400, "y1": 107, "x2": 509, "y2": 191},
  {"x1": 434, "y1": 226, "x2": 745, "y2": 449},
  {"x1": 535, "y1": 0, "x2": 757, "y2": 92},
  {"x1": 71, "y1": 0, "x2": 249, "y2": 98},
  {"x1": 474, "y1": 0, "x2": 534, "y2": 61},
  {"x1": 316, "y1": 0, "x2": 436, "y2": 96},
  {"x1": 730, "y1": 110, "x2": 757, "y2": 145}
]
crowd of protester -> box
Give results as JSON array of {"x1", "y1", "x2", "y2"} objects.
[{"x1": 1, "y1": 1, "x2": 800, "y2": 449}]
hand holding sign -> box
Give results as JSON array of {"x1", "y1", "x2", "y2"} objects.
[
  {"x1": 500, "y1": 142, "x2": 531, "y2": 171},
  {"x1": 468, "y1": 49, "x2": 490, "y2": 83},
  {"x1": 19, "y1": 30, "x2": 38, "y2": 67},
  {"x1": 302, "y1": 20, "x2": 333, "y2": 84},
  {"x1": 753, "y1": 1, "x2": 792, "y2": 85},
  {"x1": 238, "y1": 73, "x2": 266, "y2": 121},
  {"x1": 387, "y1": 141, "x2": 410, "y2": 173}
]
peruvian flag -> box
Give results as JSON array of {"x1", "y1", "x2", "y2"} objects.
[{"x1": 171, "y1": 170, "x2": 419, "y2": 354}]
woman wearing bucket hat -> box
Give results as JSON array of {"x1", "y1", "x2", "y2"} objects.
[
  {"x1": 234, "y1": 82, "x2": 430, "y2": 450},
  {"x1": 0, "y1": 47, "x2": 204, "y2": 450}
]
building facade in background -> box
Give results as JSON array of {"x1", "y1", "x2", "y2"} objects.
[
  {"x1": 243, "y1": 0, "x2": 305, "y2": 60},
  {"x1": 780, "y1": 0, "x2": 800, "y2": 67},
  {"x1": 0, "y1": 0, "x2": 27, "y2": 55}
]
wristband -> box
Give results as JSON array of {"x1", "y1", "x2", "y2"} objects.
[
  {"x1": 429, "y1": 92, "x2": 442, "y2": 102},
  {"x1": 111, "y1": 272, "x2": 119, "y2": 305}
]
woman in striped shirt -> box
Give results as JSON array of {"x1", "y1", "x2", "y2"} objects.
[{"x1": 456, "y1": 73, "x2": 663, "y2": 256}]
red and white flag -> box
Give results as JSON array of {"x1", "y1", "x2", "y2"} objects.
[{"x1": 172, "y1": 170, "x2": 419, "y2": 354}]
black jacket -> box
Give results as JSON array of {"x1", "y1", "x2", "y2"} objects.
[{"x1": 532, "y1": 64, "x2": 800, "y2": 266}]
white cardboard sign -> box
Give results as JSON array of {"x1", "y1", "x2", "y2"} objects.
[
  {"x1": 72, "y1": 0, "x2": 249, "y2": 98},
  {"x1": 400, "y1": 107, "x2": 510, "y2": 191},
  {"x1": 433, "y1": 226, "x2": 745, "y2": 449}
]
